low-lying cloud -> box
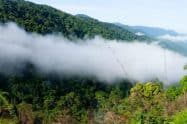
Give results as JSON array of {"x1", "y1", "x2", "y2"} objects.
[
  {"x1": 0, "y1": 23, "x2": 186, "y2": 84},
  {"x1": 159, "y1": 34, "x2": 187, "y2": 42}
]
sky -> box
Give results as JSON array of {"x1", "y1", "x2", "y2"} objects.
[{"x1": 27, "y1": 0, "x2": 187, "y2": 34}]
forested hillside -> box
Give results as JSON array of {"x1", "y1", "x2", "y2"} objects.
[
  {"x1": 0, "y1": 65, "x2": 187, "y2": 124},
  {"x1": 0, "y1": 0, "x2": 148, "y2": 41},
  {"x1": 0, "y1": 0, "x2": 187, "y2": 124}
]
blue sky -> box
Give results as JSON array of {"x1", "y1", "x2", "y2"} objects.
[{"x1": 27, "y1": 0, "x2": 187, "y2": 34}]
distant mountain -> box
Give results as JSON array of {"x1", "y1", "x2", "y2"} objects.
[
  {"x1": 159, "y1": 40, "x2": 187, "y2": 56},
  {"x1": 0, "y1": 0, "x2": 149, "y2": 41},
  {"x1": 114, "y1": 23, "x2": 187, "y2": 57},
  {"x1": 132, "y1": 26, "x2": 179, "y2": 37},
  {"x1": 115, "y1": 23, "x2": 179, "y2": 37}
]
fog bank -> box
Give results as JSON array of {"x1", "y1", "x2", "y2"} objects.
[{"x1": 0, "y1": 23, "x2": 186, "y2": 84}]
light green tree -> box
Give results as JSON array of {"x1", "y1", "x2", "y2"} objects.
[
  {"x1": 127, "y1": 82, "x2": 166, "y2": 124},
  {"x1": 0, "y1": 91, "x2": 13, "y2": 114}
]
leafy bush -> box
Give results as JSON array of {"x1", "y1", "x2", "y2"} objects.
[{"x1": 171, "y1": 109, "x2": 187, "y2": 124}]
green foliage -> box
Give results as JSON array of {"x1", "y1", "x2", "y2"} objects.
[
  {"x1": 56, "y1": 92, "x2": 83, "y2": 120},
  {"x1": 126, "y1": 82, "x2": 166, "y2": 123},
  {"x1": 165, "y1": 76, "x2": 187, "y2": 101},
  {"x1": 0, "y1": 91, "x2": 13, "y2": 117},
  {"x1": 0, "y1": 118, "x2": 18, "y2": 124},
  {"x1": 0, "y1": 63, "x2": 187, "y2": 124},
  {"x1": 0, "y1": 91, "x2": 12, "y2": 110},
  {"x1": 166, "y1": 86, "x2": 182, "y2": 101},
  {"x1": 1, "y1": 73, "x2": 187, "y2": 123},
  {"x1": 95, "y1": 91, "x2": 109, "y2": 112},
  {"x1": 171, "y1": 109, "x2": 187, "y2": 124},
  {"x1": 17, "y1": 102, "x2": 34, "y2": 124},
  {"x1": 0, "y1": 0, "x2": 149, "y2": 41},
  {"x1": 180, "y1": 75, "x2": 187, "y2": 93},
  {"x1": 0, "y1": 66, "x2": 133, "y2": 123}
]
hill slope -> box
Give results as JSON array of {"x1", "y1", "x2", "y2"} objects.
[
  {"x1": 0, "y1": 0, "x2": 148, "y2": 41},
  {"x1": 115, "y1": 23, "x2": 179, "y2": 37},
  {"x1": 132, "y1": 26, "x2": 179, "y2": 37}
]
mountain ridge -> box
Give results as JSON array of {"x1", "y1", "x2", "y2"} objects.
[
  {"x1": 115, "y1": 23, "x2": 179, "y2": 37},
  {"x1": 0, "y1": 0, "x2": 149, "y2": 41},
  {"x1": 75, "y1": 14, "x2": 180, "y2": 37}
]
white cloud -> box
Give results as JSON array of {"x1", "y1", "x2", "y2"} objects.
[
  {"x1": 135, "y1": 32, "x2": 145, "y2": 36},
  {"x1": 0, "y1": 23, "x2": 186, "y2": 84},
  {"x1": 159, "y1": 34, "x2": 187, "y2": 42}
]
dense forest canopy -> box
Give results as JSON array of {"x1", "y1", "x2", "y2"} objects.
[
  {"x1": 0, "y1": 0, "x2": 149, "y2": 41},
  {"x1": 0, "y1": 67, "x2": 187, "y2": 123}
]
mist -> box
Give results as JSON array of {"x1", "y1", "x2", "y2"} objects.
[
  {"x1": 0, "y1": 23, "x2": 186, "y2": 84},
  {"x1": 158, "y1": 34, "x2": 187, "y2": 42}
]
